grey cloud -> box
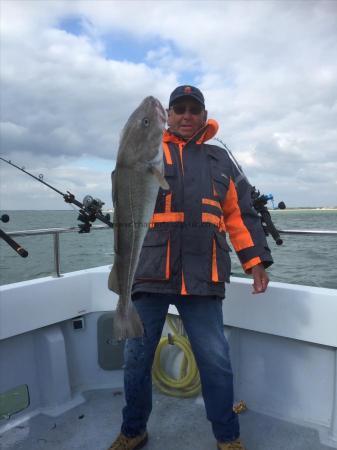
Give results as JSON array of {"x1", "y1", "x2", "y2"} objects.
[
  {"x1": 1, "y1": 1, "x2": 336, "y2": 208},
  {"x1": 1, "y1": 27, "x2": 174, "y2": 161}
]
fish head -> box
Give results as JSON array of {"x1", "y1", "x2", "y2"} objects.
[{"x1": 118, "y1": 96, "x2": 166, "y2": 166}]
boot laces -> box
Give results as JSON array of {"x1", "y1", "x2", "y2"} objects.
[
  {"x1": 219, "y1": 440, "x2": 244, "y2": 450},
  {"x1": 229, "y1": 442, "x2": 243, "y2": 449},
  {"x1": 109, "y1": 433, "x2": 130, "y2": 450}
]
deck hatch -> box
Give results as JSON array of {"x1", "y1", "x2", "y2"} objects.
[
  {"x1": 97, "y1": 312, "x2": 125, "y2": 370},
  {"x1": 0, "y1": 384, "x2": 30, "y2": 420}
]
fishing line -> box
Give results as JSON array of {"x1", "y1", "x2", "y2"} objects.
[
  {"x1": 212, "y1": 140, "x2": 286, "y2": 245},
  {"x1": 214, "y1": 137, "x2": 249, "y2": 181},
  {"x1": 0, "y1": 156, "x2": 113, "y2": 232}
]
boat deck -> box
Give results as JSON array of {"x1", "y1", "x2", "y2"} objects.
[{"x1": 0, "y1": 388, "x2": 332, "y2": 450}]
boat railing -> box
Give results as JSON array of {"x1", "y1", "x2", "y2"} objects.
[
  {"x1": 6, "y1": 225, "x2": 109, "y2": 277},
  {"x1": 3, "y1": 226, "x2": 337, "y2": 278}
]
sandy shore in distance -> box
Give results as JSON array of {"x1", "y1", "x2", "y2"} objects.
[{"x1": 271, "y1": 208, "x2": 337, "y2": 211}]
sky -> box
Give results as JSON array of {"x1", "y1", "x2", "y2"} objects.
[{"x1": 0, "y1": 0, "x2": 336, "y2": 211}]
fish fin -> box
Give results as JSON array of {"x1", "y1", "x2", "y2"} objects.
[
  {"x1": 113, "y1": 209, "x2": 119, "y2": 254},
  {"x1": 108, "y1": 263, "x2": 120, "y2": 294},
  {"x1": 111, "y1": 169, "x2": 116, "y2": 206},
  {"x1": 150, "y1": 165, "x2": 170, "y2": 190},
  {"x1": 113, "y1": 302, "x2": 144, "y2": 340}
]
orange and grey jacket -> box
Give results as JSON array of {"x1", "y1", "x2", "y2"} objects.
[{"x1": 133, "y1": 119, "x2": 273, "y2": 299}]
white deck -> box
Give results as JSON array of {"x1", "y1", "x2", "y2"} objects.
[
  {"x1": 1, "y1": 266, "x2": 337, "y2": 449},
  {"x1": 1, "y1": 389, "x2": 334, "y2": 450}
]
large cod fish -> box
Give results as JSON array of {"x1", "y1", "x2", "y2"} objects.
[{"x1": 108, "y1": 96, "x2": 168, "y2": 340}]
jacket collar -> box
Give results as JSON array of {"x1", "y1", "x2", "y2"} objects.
[{"x1": 163, "y1": 119, "x2": 219, "y2": 145}]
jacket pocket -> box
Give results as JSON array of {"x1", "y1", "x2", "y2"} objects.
[
  {"x1": 211, "y1": 169, "x2": 230, "y2": 202},
  {"x1": 211, "y1": 230, "x2": 231, "y2": 283},
  {"x1": 135, "y1": 230, "x2": 170, "y2": 281},
  {"x1": 155, "y1": 163, "x2": 176, "y2": 212}
]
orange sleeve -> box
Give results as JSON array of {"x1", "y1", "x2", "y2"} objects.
[{"x1": 223, "y1": 178, "x2": 262, "y2": 271}]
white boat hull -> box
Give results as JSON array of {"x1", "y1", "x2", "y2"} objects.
[{"x1": 1, "y1": 266, "x2": 337, "y2": 448}]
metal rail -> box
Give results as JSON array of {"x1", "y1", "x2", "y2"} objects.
[
  {"x1": 3, "y1": 225, "x2": 110, "y2": 277},
  {"x1": 2, "y1": 226, "x2": 337, "y2": 278},
  {"x1": 7, "y1": 224, "x2": 109, "y2": 237},
  {"x1": 279, "y1": 229, "x2": 337, "y2": 236}
]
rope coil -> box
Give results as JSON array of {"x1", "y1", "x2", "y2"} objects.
[{"x1": 152, "y1": 315, "x2": 248, "y2": 414}]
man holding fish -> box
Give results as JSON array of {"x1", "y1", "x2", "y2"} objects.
[{"x1": 109, "y1": 86, "x2": 272, "y2": 450}]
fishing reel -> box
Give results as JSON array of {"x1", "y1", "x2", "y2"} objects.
[
  {"x1": 77, "y1": 195, "x2": 111, "y2": 233},
  {"x1": 82, "y1": 195, "x2": 104, "y2": 214},
  {"x1": 251, "y1": 187, "x2": 286, "y2": 245},
  {"x1": 252, "y1": 188, "x2": 286, "y2": 212}
]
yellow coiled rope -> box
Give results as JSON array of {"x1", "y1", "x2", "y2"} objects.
[
  {"x1": 152, "y1": 315, "x2": 248, "y2": 414},
  {"x1": 152, "y1": 315, "x2": 201, "y2": 397}
]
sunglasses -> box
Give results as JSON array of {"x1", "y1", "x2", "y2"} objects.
[{"x1": 171, "y1": 104, "x2": 204, "y2": 115}]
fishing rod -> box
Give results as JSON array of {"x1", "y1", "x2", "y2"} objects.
[
  {"x1": 0, "y1": 213, "x2": 28, "y2": 257},
  {"x1": 214, "y1": 138, "x2": 286, "y2": 245},
  {"x1": 0, "y1": 156, "x2": 113, "y2": 233},
  {"x1": 251, "y1": 187, "x2": 285, "y2": 245}
]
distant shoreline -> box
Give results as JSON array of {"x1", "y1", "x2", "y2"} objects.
[
  {"x1": 271, "y1": 208, "x2": 337, "y2": 212},
  {"x1": 1, "y1": 208, "x2": 337, "y2": 212}
]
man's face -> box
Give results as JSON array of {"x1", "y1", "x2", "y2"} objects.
[{"x1": 167, "y1": 98, "x2": 207, "y2": 139}]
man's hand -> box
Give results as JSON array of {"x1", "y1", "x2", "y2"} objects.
[{"x1": 251, "y1": 263, "x2": 269, "y2": 294}]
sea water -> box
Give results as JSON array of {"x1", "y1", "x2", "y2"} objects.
[{"x1": 0, "y1": 210, "x2": 336, "y2": 289}]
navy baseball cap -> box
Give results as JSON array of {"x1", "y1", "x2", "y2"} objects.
[{"x1": 169, "y1": 85, "x2": 205, "y2": 107}]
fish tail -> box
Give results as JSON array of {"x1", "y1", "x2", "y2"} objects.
[{"x1": 114, "y1": 301, "x2": 144, "y2": 340}]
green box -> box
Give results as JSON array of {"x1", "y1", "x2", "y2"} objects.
[{"x1": 0, "y1": 385, "x2": 30, "y2": 420}]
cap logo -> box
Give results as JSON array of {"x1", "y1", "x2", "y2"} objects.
[{"x1": 184, "y1": 86, "x2": 192, "y2": 94}]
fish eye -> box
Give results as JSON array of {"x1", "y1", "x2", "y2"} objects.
[{"x1": 142, "y1": 117, "x2": 150, "y2": 127}]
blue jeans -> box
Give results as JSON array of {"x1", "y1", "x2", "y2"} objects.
[{"x1": 121, "y1": 292, "x2": 240, "y2": 443}]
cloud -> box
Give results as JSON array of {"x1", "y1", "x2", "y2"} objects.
[
  {"x1": 1, "y1": 25, "x2": 176, "y2": 159},
  {"x1": 1, "y1": 0, "x2": 337, "y2": 209}
]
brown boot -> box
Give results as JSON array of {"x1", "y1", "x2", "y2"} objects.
[
  {"x1": 217, "y1": 438, "x2": 246, "y2": 450},
  {"x1": 108, "y1": 431, "x2": 148, "y2": 450}
]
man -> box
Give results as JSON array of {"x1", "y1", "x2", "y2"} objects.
[{"x1": 109, "y1": 86, "x2": 272, "y2": 450}]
